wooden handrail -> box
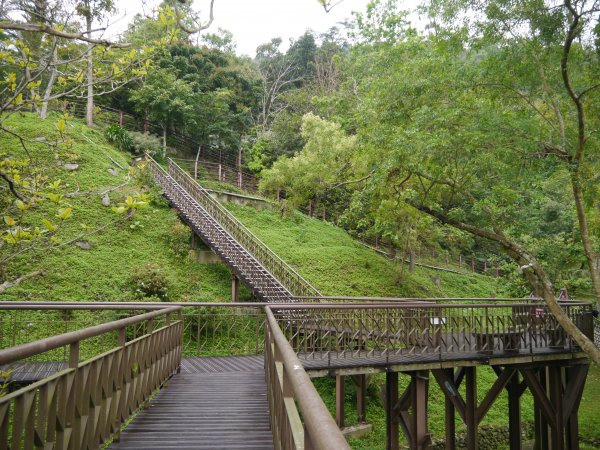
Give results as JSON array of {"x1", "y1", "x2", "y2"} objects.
[
  {"x1": 0, "y1": 306, "x2": 181, "y2": 365},
  {"x1": 265, "y1": 307, "x2": 350, "y2": 450}
]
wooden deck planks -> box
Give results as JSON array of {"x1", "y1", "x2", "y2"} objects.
[{"x1": 109, "y1": 356, "x2": 273, "y2": 450}]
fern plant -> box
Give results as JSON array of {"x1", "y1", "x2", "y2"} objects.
[{"x1": 105, "y1": 124, "x2": 134, "y2": 152}]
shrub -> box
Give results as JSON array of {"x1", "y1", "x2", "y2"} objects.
[
  {"x1": 127, "y1": 263, "x2": 170, "y2": 300},
  {"x1": 105, "y1": 124, "x2": 134, "y2": 152},
  {"x1": 167, "y1": 222, "x2": 192, "y2": 258},
  {"x1": 128, "y1": 131, "x2": 163, "y2": 156}
]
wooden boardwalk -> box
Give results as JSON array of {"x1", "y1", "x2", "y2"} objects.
[{"x1": 109, "y1": 356, "x2": 273, "y2": 450}]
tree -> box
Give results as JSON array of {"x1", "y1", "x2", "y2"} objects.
[
  {"x1": 75, "y1": 0, "x2": 115, "y2": 126},
  {"x1": 260, "y1": 113, "x2": 369, "y2": 212},
  {"x1": 129, "y1": 68, "x2": 195, "y2": 155},
  {"x1": 340, "y1": 1, "x2": 600, "y2": 363},
  {"x1": 425, "y1": 0, "x2": 600, "y2": 308}
]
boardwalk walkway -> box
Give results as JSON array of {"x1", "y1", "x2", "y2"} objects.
[{"x1": 110, "y1": 356, "x2": 273, "y2": 450}]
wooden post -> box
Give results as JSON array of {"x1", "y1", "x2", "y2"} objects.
[
  {"x1": 465, "y1": 367, "x2": 477, "y2": 450},
  {"x1": 386, "y1": 372, "x2": 399, "y2": 450},
  {"x1": 533, "y1": 368, "x2": 550, "y2": 450},
  {"x1": 472, "y1": 257, "x2": 475, "y2": 273},
  {"x1": 119, "y1": 111, "x2": 124, "y2": 127},
  {"x1": 356, "y1": 374, "x2": 367, "y2": 423},
  {"x1": 232, "y1": 274, "x2": 240, "y2": 303},
  {"x1": 508, "y1": 370, "x2": 521, "y2": 450},
  {"x1": 444, "y1": 369, "x2": 455, "y2": 450},
  {"x1": 411, "y1": 371, "x2": 429, "y2": 449},
  {"x1": 336, "y1": 375, "x2": 345, "y2": 428},
  {"x1": 549, "y1": 367, "x2": 564, "y2": 450}
]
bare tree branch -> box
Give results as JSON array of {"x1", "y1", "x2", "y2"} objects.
[
  {"x1": 173, "y1": 0, "x2": 215, "y2": 34},
  {"x1": 0, "y1": 169, "x2": 27, "y2": 202},
  {"x1": 0, "y1": 270, "x2": 44, "y2": 293},
  {"x1": 0, "y1": 22, "x2": 131, "y2": 47}
]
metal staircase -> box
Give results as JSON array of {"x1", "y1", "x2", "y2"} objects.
[{"x1": 147, "y1": 157, "x2": 321, "y2": 302}]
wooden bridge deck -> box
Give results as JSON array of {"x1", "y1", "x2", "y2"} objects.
[{"x1": 109, "y1": 355, "x2": 273, "y2": 450}]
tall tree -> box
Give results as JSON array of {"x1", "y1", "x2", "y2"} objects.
[
  {"x1": 426, "y1": 0, "x2": 600, "y2": 308},
  {"x1": 75, "y1": 0, "x2": 115, "y2": 126}
]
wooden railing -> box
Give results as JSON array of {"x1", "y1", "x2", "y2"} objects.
[
  {"x1": 148, "y1": 156, "x2": 321, "y2": 299},
  {"x1": 272, "y1": 301, "x2": 594, "y2": 363},
  {"x1": 265, "y1": 307, "x2": 350, "y2": 450},
  {"x1": 0, "y1": 306, "x2": 182, "y2": 449}
]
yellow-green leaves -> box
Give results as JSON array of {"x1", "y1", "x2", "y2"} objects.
[
  {"x1": 47, "y1": 193, "x2": 63, "y2": 204},
  {"x1": 3, "y1": 216, "x2": 16, "y2": 226},
  {"x1": 112, "y1": 194, "x2": 148, "y2": 216},
  {"x1": 42, "y1": 218, "x2": 57, "y2": 232},
  {"x1": 15, "y1": 199, "x2": 30, "y2": 211},
  {"x1": 4, "y1": 226, "x2": 33, "y2": 245},
  {"x1": 56, "y1": 207, "x2": 73, "y2": 220}
]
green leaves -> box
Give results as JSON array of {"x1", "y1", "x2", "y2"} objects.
[{"x1": 56, "y1": 208, "x2": 73, "y2": 221}]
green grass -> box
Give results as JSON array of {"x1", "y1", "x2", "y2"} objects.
[
  {"x1": 1, "y1": 112, "x2": 240, "y2": 304},
  {"x1": 223, "y1": 203, "x2": 505, "y2": 298}
]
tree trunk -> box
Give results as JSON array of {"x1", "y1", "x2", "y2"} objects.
[
  {"x1": 194, "y1": 144, "x2": 202, "y2": 179},
  {"x1": 571, "y1": 172, "x2": 600, "y2": 310},
  {"x1": 85, "y1": 15, "x2": 94, "y2": 126},
  {"x1": 40, "y1": 44, "x2": 58, "y2": 119},
  {"x1": 408, "y1": 200, "x2": 600, "y2": 366},
  {"x1": 162, "y1": 127, "x2": 167, "y2": 157}
]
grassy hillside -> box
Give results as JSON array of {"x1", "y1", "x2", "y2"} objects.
[
  {"x1": 1, "y1": 112, "x2": 238, "y2": 303},
  {"x1": 3, "y1": 113, "x2": 597, "y2": 450},
  {"x1": 223, "y1": 203, "x2": 506, "y2": 298}
]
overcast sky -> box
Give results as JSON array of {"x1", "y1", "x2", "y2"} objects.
[{"x1": 113, "y1": 0, "x2": 421, "y2": 57}]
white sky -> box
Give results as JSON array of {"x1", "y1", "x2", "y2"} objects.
[{"x1": 113, "y1": 0, "x2": 422, "y2": 57}]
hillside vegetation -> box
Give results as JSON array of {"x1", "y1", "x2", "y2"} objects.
[
  {"x1": 2, "y1": 113, "x2": 504, "y2": 303},
  {"x1": 1, "y1": 113, "x2": 236, "y2": 303},
  {"x1": 224, "y1": 203, "x2": 505, "y2": 298}
]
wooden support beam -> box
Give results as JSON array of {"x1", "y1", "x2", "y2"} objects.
[
  {"x1": 336, "y1": 375, "x2": 345, "y2": 428},
  {"x1": 386, "y1": 372, "x2": 399, "y2": 450},
  {"x1": 465, "y1": 367, "x2": 477, "y2": 450},
  {"x1": 521, "y1": 368, "x2": 557, "y2": 429},
  {"x1": 431, "y1": 369, "x2": 466, "y2": 421},
  {"x1": 411, "y1": 371, "x2": 430, "y2": 450},
  {"x1": 565, "y1": 364, "x2": 588, "y2": 450},
  {"x1": 549, "y1": 367, "x2": 564, "y2": 450},
  {"x1": 508, "y1": 371, "x2": 521, "y2": 450},
  {"x1": 562, "y1": 364, "x2": 589, "y2": 420},
  {"x1": 444, "y1": 369, "x2": 455, "y2": 450},
  {"x1": 476, "y1": 367, "x2": 515, "y2": 424},
  {"x1": 353, "y1": 374, "x2": 367, "y2": 423},
  {"x1": 231, "y1": 274, "x2": 239, "y2": 303},
  {"x1": 394, "y1": 375, "x2": 414, "y2": 447}
]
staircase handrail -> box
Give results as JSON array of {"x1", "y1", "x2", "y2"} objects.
[{"x1": 147, "y1": 155, "x2": 321, "y2": 298}]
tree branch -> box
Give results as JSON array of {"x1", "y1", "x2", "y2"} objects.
[
  {"x1": 406, "y1": 198, "x2": 600, "y2": 366},
  {"x1": 0, "y1": 169, "x2": 27, "y2": 202},
  {"x1": 173, "y1": 0, "x2": 215, "y2": 34},
  {"x1": 0, "y1": 270, "x2": 44, "y2": 294},
  {"x1": 331, "y1": 170, "x2": 375, "y2": 189},
  {"x1": 0, "y1": 22, "x2": 131, "y2": 47}
]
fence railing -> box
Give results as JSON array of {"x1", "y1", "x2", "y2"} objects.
[
  {"x1": 0, "y1": 306, "x2": 182, "y2": 449},
  {"x1": 264, "y1": 307, "x2": 350, "y2": 450},
  {"x1": 271, "y1": 301, "x2": 594, "y2": 364},
  {"x1": 148, "y1": 156, "x2": 321, "y2": 299}
]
